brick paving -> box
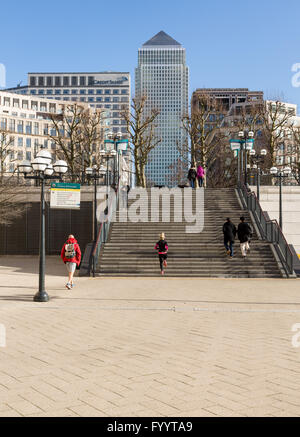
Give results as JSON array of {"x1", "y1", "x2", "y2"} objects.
[{"x1": 0, "y1": 255, "x2": 300, "y2": 416}]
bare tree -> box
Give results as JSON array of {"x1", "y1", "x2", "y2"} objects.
[
  {"x1": 181, "y1": 94, "x2": 227, "y2": 187},
  {"x1": 0, "y1": 130, "x2": 15, "y2": 183},
  {"x1": 259, "y1": 100, "x2": 294, "y2": 166},
  {"x1": 121, "y1": 96, "x2": 160, "y2": 187},
  {"x1": 0, "y1": 177, "x2": 27, "y2": 225},
  {"x1": 49, "y1": 103, "x2": 85, "y2": 180},
  {"x1": 79, "y1": 108, "x2": 105, "y2": 170}
]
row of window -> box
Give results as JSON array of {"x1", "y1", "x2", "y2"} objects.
[
  {"x1": 29, "y1": 75, "x2": 129, "y2": 87},
  {"x1": 0, "y1": 96, "x2": 57, "y2": 112},
  {"x1": 29, "y1": 88, "x2": 128, "y2": 95}
]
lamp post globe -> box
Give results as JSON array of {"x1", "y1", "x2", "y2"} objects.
[
  {"x1": 270, "y1": 167, "x2": 278, "y2": 175},
  {"x1": 18, "y1": 160, "x2": 32, "y2": 174},
  {"x1": 37, "y1": 149, "x2": 52, "y2": 164},
  {"x1": 44, "y1": 164, "x2": 54, "y2": 176},
  {"x1": 260, "y1": 149, "x2": 267, "y2": 156},
  {"x1": 53, "y1": 160, "x2": 68, "y2": 174},
  {"x1": 32, "y1": 157, "x2": 48, "y2": 172}
]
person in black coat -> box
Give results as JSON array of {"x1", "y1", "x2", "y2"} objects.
[
  {"x1": 237, "y1": 216, "x2": 253, "y2": 258},
  {"x1": 187, "y1": 164, "x2": 197, "y2": 189},
  {"x1": 223, "y1": 218, "x2": 237, "y2": 258}
]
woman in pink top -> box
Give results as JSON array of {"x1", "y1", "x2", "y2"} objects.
[{"x1": 197, "y1": 165, "x2": 205, "y2": 187}]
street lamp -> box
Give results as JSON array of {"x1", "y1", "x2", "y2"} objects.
[
  {"x1": 106, "y1": 131, "x2": 127, "y2": 185},
  {"x1": 249, "y1": 149, "x2": 267, "y2": 201},
  {"x1": 18, "y1": 151, "x2": 68, "y2": 302},
  {"x1": 238, "y1": 130, "x2": 254, "y2": 185},
  {"x1": 270, "y1": 166, "x2": 292, "y2": 229},
  {"x1": 85, "y1": 166, "x2": 106, "y2": 243}
]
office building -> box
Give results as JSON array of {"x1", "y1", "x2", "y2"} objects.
[
  {"x1": 6, "y1": 72, "x2": 130, "y2": 135},
  {"x1": 135, "y1": 31, "x2": 189, "y2": 186}
]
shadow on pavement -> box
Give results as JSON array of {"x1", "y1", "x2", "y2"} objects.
[{"x1": 0, "y1": 256, "x2": 67, "y2": 276}]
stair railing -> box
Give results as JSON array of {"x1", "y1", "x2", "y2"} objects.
[
  {"x1": 237, "y1": 182, "x2": 294, "y2": 276},
  {"x1": 89, "y1": 182, "x2": 120, "y2": 277}
]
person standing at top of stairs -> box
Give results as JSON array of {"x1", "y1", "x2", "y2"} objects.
[
  {"x1": 187, "y1": 165, "x2": 197, "y2": 189},
  {"x1": 155, "y1": 233, "x2": 168, "y2": 276}
]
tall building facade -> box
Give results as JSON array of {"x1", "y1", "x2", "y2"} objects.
[
  {"x1": 5, "y1": 72, "x2": 130, "y2": 136},
  {"x1": 135, "y1": 31, "x2": 189, "y2": 186}
]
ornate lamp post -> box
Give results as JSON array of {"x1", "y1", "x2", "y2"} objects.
[
  {"x1": 270, "y1": 166, "x2": 292, "y2": 229},
  {"x1": 238, "y1": 130, "x2": 254, "y2": 185},
  {"x1": 249, "y1": 149, "x2": 267, "y2": 201},
  {"x1": 18, "y1": 151, "x2": 68, "y2": 302}
]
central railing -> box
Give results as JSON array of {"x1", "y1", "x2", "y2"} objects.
[
  {"x1": 89, "y1": 182, "x2": 120, "y2": 277},
  {"x1": 237, "y1": 182, "x2": 294, "y2": 277}
]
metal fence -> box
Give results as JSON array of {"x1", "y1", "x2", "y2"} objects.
[{"x1": 237, "y1": 182, "x2": 294, "y2": 276}]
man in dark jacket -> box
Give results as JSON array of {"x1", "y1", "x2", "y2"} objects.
[
  {"x1": 237, "y1": 217, "x2": 253, "y2": 258},
  {"x1": 187, "y1": 164, "x2": 197, "y2": 189},
  {"x1": 223, "y1": 218, "x2": 237, "y2": 258}
]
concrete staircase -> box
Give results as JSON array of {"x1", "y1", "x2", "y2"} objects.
[{"x1": 96, "y1": 188, "x2": 282, "y2": 277}]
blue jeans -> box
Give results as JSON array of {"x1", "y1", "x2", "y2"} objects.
[
  {"x1": 197, "y1": 177, "x2": 203, "y2": 187},
  {"x1": 224, "y1": 240, "x2": 234, "y2": 256},
  {"x1": 189, "y1": 179, "x2": 195, "y2": 188}
]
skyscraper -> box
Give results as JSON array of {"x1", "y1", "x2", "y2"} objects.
[{"x1": 135, "y1": 31, "x2": 189, "y2": 186}]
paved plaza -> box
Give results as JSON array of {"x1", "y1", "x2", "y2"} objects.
[{"x1": 0, "y1": 255, "x2": 300, "y2": 417}]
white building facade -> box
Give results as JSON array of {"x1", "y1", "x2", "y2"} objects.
[
  {"x1": 6, "y1": 72, "x2": 130, "y2": 136},
  {"x1": 135, "y1": 31, "x2": 189, "y2": 186}
]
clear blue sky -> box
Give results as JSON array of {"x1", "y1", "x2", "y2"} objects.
[{"x1": 1, "y1": 0, "x2": 300, "y2": 109}]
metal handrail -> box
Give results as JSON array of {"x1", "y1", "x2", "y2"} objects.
[
  {"x1": 89, "y1": 182, "x2": 120, "y2": 276},
  {"x1": 237, "y1": 182, "x2": 294, "y2": 276}
]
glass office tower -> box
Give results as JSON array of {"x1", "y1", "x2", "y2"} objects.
[{"x1": 135, "y1": 31, "x2": 189, "y2": 186}]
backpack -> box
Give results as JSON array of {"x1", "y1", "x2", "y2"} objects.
[
  {"x1": 188, "y1": 169, "x2": 197, "y2": 180},
  {"x1": 65, "y1": 243, "x2": 76, "y2": 259}
]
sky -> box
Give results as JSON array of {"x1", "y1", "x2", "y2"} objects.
[{"x1": 1, "y1": 0, "x2": 300, "y2": 110}]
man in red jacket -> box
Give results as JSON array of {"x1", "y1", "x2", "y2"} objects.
[{"x1": 61, "y1": 234, "x2": 81, "y2": 289}]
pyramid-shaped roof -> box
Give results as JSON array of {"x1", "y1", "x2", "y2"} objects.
[{"x1": 143, "y1": 31, "x2": 181, "y2": 47}]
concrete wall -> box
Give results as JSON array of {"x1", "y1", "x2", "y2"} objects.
[{"x1": 251, "y1": 185, "x2": 300, "y2": 254}]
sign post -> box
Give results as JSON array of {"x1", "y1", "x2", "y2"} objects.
[{"x1": 50, "y1": 183, "x2": 81, "y2": 209}]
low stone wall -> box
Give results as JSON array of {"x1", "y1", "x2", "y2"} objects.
[{"x1": 251, "y1": 185, "x2": 300, "y2": 254}]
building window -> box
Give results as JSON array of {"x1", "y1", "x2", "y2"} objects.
[
  {"x1": 80, "y1": 90, "x2": 86, "y2": 94},
  {"x1": 88, "y1": 98, "x2": 94, "y2": 102},
  {"x1": 113, "y1": 89, "x2": 119, "y2": 94},
  {"x1": 88, "y1": 76, "x2": 94, "y2": 85},
  {"x1": 96, "y1": 90, "x2": 102, "y2": 94},
  {"x1": 71, "y1": 76, "x2": 78, "y2": 86},
  {"x1": 105, "y1": 90, "x2": 110, "y2": 94},
  {"x1": 88, "y1": 90, "x2": 94, "y2": 95},
  {"x1": 26, "y1": 138, "x2": 31, "y2": 148},
  {"x1": 63, "y1": 77, "x2": 69, "y2": 86},
  {"x1": 31, "y1": 101, "x2": 38, "y2": 110},
  {"x1": 80, "y1": 76, "x2": 86, "y2": 86},
  {"x1": 9, "y1": 119, "x2": 15, "y2": 131},
  {"x1": 26, "y1": 122, "x2": 32, "y2": 134},
  {"x1": 17, "y1": 121, "x2": 23, "y2": 133},
  {"x1": 105, "y1": 97, "x2": 110, "y2": 102},
  {"x1": 38, "y1": 76, "x2": 44, "y2": 86},
  {"x1": 26, "y1": 151, "x2": 31, "y2": 161},
  {"x1": 30, "y1": 77, "x2": 36, "y2": 86},
  {"x1": 38, "y1": 90, "x2": 44, "y2": 95},
  {"x1": 18, "y1": 137, "x2": 23, "y2": 147},
  {"x1": 71, "y1": 89, "x2": 78, "y2": 94},
  {"x1": 55, "y1": 90, "x2": 61, "y2": 95},
  {"x1": 96, "y1": 97, "x2": 102, "y2": 102},
  {"x1": 46, "y1": 77, "x2": 53, "y2": 87},
  {"x1": 47, "y1": 90, "x2": 53, "y2": 95},
  {"x1": 63, "y1": 90, "x2": 70, "y2": 95},
  {"x1": 55, "y1": 76, "x2": 61, "y2": 86},
  {"x1": 34, "y1": 122, "x2": 39, "y2": 135},
  {"x1": 30, "y1": 90, "x2": 37, "y2": 95}
]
